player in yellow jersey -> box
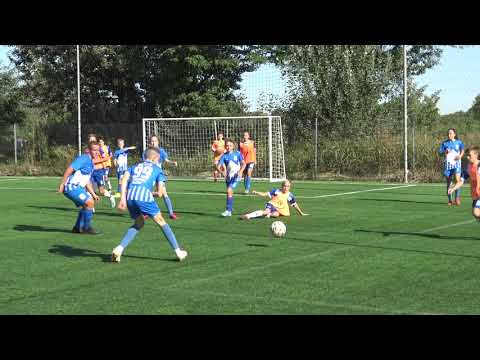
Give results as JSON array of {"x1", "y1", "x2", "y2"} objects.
[
  {"x1": 211, "y1": 132, "x2": 226, "y2": 182},
  {"x1": 239, "y1": 131, "x2": 256, "y2": 194},
  {"x1": 240, "y1": 180, "x2": 309, "y2": 219}
]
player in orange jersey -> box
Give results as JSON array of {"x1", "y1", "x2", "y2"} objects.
[
  {"x1": 211, "y1": 132, "x2": 225, "y2": 182},
  {"x1": 449, "y1": 146, "x2": 480, "y2": 220},
  {"x1": 239, "y1": 131, "x2": 256, "y2": 194}
]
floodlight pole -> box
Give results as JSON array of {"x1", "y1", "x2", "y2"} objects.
[
  {"x1": 76, "y1": 45, "x2": 82, "y2": 155},
  {"x1": 403, "y1": 45, "x2": 408, "y2": 184},
  {"x1": 13, "y1": 122, "x2": 17, "y2": 164}
]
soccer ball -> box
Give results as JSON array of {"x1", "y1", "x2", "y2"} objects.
[{"x1": 271, "y1": 221, "x2": 287, "y2": 237}]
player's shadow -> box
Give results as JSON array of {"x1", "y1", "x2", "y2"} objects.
[
  {"x1": 28, "y1": 205, "x2": 125, "y2": 218},
  {"x1": 355, "y1": 229, "x2": 480, "y2": 242},
  {"x1": 48, "y1": 245, "x2": 177, "y2": 262},
  {"x1": 173, "y1": 210, "x2": 213, "y2": 216},
  {"x1": 13, "y1": 224, "x2": 73, "y2": 233},
  {"x1": 358, "y1": 198, "x2": 445, "y2": 205}
]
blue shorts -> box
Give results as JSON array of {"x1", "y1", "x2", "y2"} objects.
[
  {"x1": 117, "y1": 169, "x2": 126, "y2": 181},
  {"x1": 265, "y1": 203, "x2": 278, "y2": 213},
  {"x1": 127, "y1": 200, "x2": 161, "y2": 219},
  {"x1": 226, "y1": 176, "x2": 240, "y2": 189},
  {"x1": 91, "y1": 169, "x2": 106, "y2": 187},
  {"x1": 64, "y1": 187, "x2": 92, "y2": 207},
  {"x1": 246, "y1": 163, "x2": 255, "y2": 171},
  {"x1": 472, "y1": 200, "x2": 480, "y2": 209},
  {"x1": 444, "y1": 167, "x2": 461, "y2": 178}
]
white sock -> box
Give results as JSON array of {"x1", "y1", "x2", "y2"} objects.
[
  {"x1": 246, "y1": 210, "x2": 264, "y2": 219},
  {"x1": 113, "y1": 245, "x2": 124, "y2": 254},
  {"x1": 104, "y1": 190, "x2": 111, "y2": 198}
]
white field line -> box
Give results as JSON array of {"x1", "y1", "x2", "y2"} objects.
[
  {"x1": 165, "y1": 288, "x2": 441, "y2": 315},
  {"x1": 0, "y1": 184, "x2": 416, "y2": 200}
]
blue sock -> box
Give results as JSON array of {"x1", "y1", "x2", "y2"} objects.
[
  {"x1": 455, "y1": 188, "x2": 461, "y2": 200},
  {"x1": 245, "y1": 176, "x2": 251, "y2": 191},
  {"x1": 161, "y1": 224, "x2": 179, "y2": 250},
  {"x1": 120, "y1": 226, "x2": 139, "y2": 249},
  {"x1": 83, "y1": 209, "x2": 94, "y2": 229},
  {"x1": 447, "y1": 180, "x2": 452, "y2": 202},
  {"x1": 226, "y1": 196, "x2": 233, "y2": 212},
  {"x1": 74, "y1": 209, "x2": 85, "y2": 230},
  {"x1": 163, "y1": 196, "x2": 174, "y2": 215}
]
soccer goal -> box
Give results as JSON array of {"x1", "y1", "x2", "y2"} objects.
[{"x1": 142, "y1": 116, "x2": 286, "y2": 182}]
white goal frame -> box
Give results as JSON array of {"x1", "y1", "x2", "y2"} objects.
[{"x1": 142, "y1": 116, "x2": 287, "y2": 182}]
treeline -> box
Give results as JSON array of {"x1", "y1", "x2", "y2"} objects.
[{"x1": 0, "y1": 45, "x2": 475, "y2": 181}]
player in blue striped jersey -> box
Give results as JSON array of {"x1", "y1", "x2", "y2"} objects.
[
  {"x1": 113, "y1": 137, "x2": 136, "y2": 196},
  {"x1": 142, "y1": 135, "x2": 178, "y2": 219},
  {"x1": 216, "y1": 139, "x2": 246, "y2": 217},
  {"x1": 58, "y1": 141, "x2": 100, "y2": 234},
  {"x1": 439, "y1": 128, "x2": 465, "y2": 206},
  {"x1": 112, "y1": 147, "x2": 188, "y2": 262}
]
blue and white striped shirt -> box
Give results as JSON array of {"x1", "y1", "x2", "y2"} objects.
[
  {"x1": 439, "y1": 139, "x2": 464, "y2": 170},
  {"x1": 126, "y1": 160, "x2": 164, "y2": 202},
  {"x1": 64, "y1": 154, "x2": 94, "y2": 192}
]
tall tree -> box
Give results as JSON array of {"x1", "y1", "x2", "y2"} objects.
[{"x1": 0, "y1": 66, "x2": 26, "y2": 124}]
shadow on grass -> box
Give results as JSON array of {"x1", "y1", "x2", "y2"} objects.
[
  {"x1": 357, "y1": 198, "x2": 444, "y2": 205},
  {"x1": 355, "y1": 229, "x2": 480, "y2": 242},
  {"x1": 28, "y1": 205, "x2": 124, "y2": 217},
  {"x1": 13, "y1": 225, "x2": 73, "y2": 234},
  {"x1": 246, "y1": 243, "x2": 270, "y2": 247},
  {"x1": 48, "y1": 245, "x2": 177, "y2": 263}
]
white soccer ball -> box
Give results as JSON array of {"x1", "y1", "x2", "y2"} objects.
[{"x1": 271, "y1": 221, "x2": 287, "y2": 237}]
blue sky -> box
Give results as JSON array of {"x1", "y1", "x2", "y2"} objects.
[{"x1": 1, "y1": 45, "x2": 479, "y2": 115}]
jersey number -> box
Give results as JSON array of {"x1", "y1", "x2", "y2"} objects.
[{"x1": 133, "y1": 164, "x2": 153, "y2": 183}]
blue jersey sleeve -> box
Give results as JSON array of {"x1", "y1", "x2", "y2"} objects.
[
  {"x1": 288, "y1": 193, "x2": 297, "y2": 205},
  {"x1": 439, "y1": 141, "x2": 446, "y2": 155},
  {"x1": 238, "y1": 151, "x2": 244, "y2": 163},
  {"x1": 160, "y1": 148, "x2": 168, "y2": 162},
  {"x1": 459, "y1": 140, "x2": 465, "y2": 152},
  {"x1": 269, "y1": 189, "x2": 279, "y2": 198},
  {"x1": 218, "y1": 154, "x2": 226, "y2": 167},
  {"x1": 70, "y1": 155, "x2": 89, "y2": 171}
]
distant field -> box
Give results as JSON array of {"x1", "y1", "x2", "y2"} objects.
[{"x1": 1, "y1": 176, "x2": 479, "y2": 314}]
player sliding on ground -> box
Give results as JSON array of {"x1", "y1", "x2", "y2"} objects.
[
  {"x1": 211, "y1": 132, "x2": 225, "y2": 182},
  {"x1": 217, "y1": 139, "x2": 246, "y2": 217},
  {"x1": 439, "y1": 128, "x2": 465, "y2": 206},
  {"x1": 113, "y1": 137, "x2": 136, "y2": 197},
  {"x1": 112, "y1": 148, "x2": 188, "y2": 263},
  {"x1": 239, "y1": 131, "x2": 256, "y2": 194},
  {"x1": 58, "y1": 141, "x2": 101, "y2": 234},
  {"x1": 240, "y1": 180, "x2": 309, "y2": 219},
  {"x1": 448, "y1": 146, "x2": 480, "y2": 222},
  {"x1": 143, "y1": 135, "x2": 178, "y2": 219}
]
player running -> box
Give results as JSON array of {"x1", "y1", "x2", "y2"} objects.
[
  {"x1": 142, "y1": 135, "x2": 178, "y2": 220},
  {"x1": 113, "y1": 137, "x2": 136, "y2": 196},
  {"x1": 98, "y1": 136, "x2": 114, "y2": 193},
  {"x1": 239, "y1": 131, "x2": 256, "y2": 194},
  {"x1": 448, "y1": 146, "x2": 480, "y2": 221},
  {"x1": 211, "y1": 132, "x2": 225, "y2": 182},
  {"x1": 112, "y1": 147, "x2": 188, "y2": 263},
  {"x1": 439, "y1": 128, "x2": 465, "y2": 206},
  {"x1": 58, "y1": 141, "x2": 101, "y2": 234},
  {"x1": 216, "y1": 139, "x2": 246, "y2": 217},
  {"x1": 240, "y1": 180, "x2": 309, "y2": 219},
  {"x1": 91, "y1": 142, "x2": 116, "y2": 208}
]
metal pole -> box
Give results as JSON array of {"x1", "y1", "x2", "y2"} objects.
[
  {"x1": 412, "y1": 117, "x2": 415, "y2": 172},
  {"x1": 403, "y1": 45, "x2": 408, "y2": 184},
  {"x1": 315, "y1": 117, "x2": 318, "y2": 180},
  {"x1": 77, "y1": 45, "x2": 81, "y2": 155},
  {"x1": 13, "y1": 122, "x2": 17, "y2": 164}
]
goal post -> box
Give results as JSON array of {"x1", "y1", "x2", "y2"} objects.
[{"x1": 142, "y1": 116, "x2": 287, "y2": 182}]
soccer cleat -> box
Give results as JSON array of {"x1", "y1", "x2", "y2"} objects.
[
  {"x1": 109, "y1": 196, "x2": 116, "y2": 208},
  {"x1": 112, "y1": 246, "x2": 123, "y2": 263},
  {"x1": 240, "y1": 214, "x2": 249, "y2": 220},
  {"x1": 82, "y1": 227, "x2": 101, "y2": 235},
  {"x1": 72, "y1": 227, "x2": 82, "y2": 234},
  {"x1": 244, "y1": 190, "x2": 250, "y2": 194},
  {"x1": 175, "y1": 249, "x2": 188, "y2": 261},
  {"x1": 454, "y1": 199, "x2": 461, "y2": 206},
  {"x1": 221, "y1": 210, "x2": 232, "y2": 217},
  {"x1": 169, "y1": 213, "x2": 177, "y2": 220},
  {"x1": 448, "y1": 201, "x2": 453, "y2": 206}
]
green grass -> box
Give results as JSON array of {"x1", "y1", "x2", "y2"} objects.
[{"x1": 1, "y1": 176, "x2": 480, "y2": 314}]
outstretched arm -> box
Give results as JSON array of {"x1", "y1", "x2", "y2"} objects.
[
  {"x1": 292, "y1": 203, "x2": 309, "y2": 216},
  {"x1": 252, "y1": 190, "x2": 269, "y2": 197},
  {"x1": 86, "y1": 182, "x2": 100, "y2": 201}
]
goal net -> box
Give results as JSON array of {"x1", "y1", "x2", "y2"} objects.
[{"x1": 142, "y1": 116, "x2": 286, "y2": 182}]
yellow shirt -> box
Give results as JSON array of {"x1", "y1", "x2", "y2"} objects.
[
  {"x1": 212, "y1": 140, "x2": 226, "y2": 163},
  {"x1": 268, "y1": 189, "x2": 296, "y2": 216}
]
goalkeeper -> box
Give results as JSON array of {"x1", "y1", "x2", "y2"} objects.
[{"x1": 240, "y1": 180, "x2": 308, "y2": 219}]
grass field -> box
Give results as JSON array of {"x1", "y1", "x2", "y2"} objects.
[{"x1": 1, "y1": 176, "x2": 480, "y2": 314}]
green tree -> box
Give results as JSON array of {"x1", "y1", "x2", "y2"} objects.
[
  {"x1": 468, "y1": 95, "x2": 480, "y2": 119},
  {"x1": 0, "y1": 66, "x2": 26, "y2": 124}
]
